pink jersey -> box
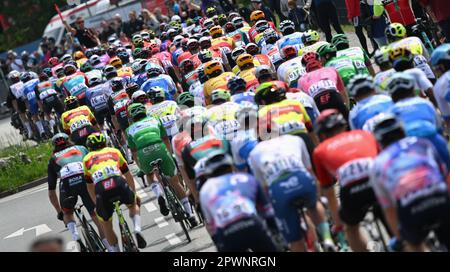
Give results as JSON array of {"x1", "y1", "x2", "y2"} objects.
[{"x1": 298, "y1": 67, "x2": 345, "y2": 97}]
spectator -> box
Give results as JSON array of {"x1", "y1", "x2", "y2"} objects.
[
  {"x1": 6, "y1": 50, "x2": 25, "y2": 72},
  {"x1": 167, "y1": 0, "x2": 181, "y2": 17},
  {"x1": 123, "y1": 11, "x2": 144, "y2": 37},
  {"x1": 99, "y1": 20, "x2": 116, "y2": 43},
  {"x1": 40, "y1": 42, "x2": 52, "y2": 66},
  {"x1": 154, "y1": 7, "x2": 170, "y2": 23},
  {"x1": 20, "y1": 51, "x2": 32, "y2": 71},
  {"x1": 141, "y1": 9, "x2": 160, "y2": 32},
  {"x1": 63, "y1": 17, "x2": 100, "y2": 49},
  {"x1": 366, "y1": 0, "x2": 388, "y2": 48},
  {"x1": 251, "y1": 0, "x2": 277, "y2": 23},
  {"x1": 29, "y1": 236, "x2": 64, "y2": 252},
  {"x1": 180, "y1": 0, "x2": 202, "y2": 18},
  {"x1": 312, "y1": 0, "x2": 344, "y2": 42},
  {"x1": 288, "y1": 0, "x2": 307, "y2": 32},
  {"x1": 419, "y1": 0, "x2": 450, "y2": 42},
  {"x1": 345, "y1": 0, "x2": 372, "y2": 55},
  {"x1": 113, "y1": 14, "x2": 125, "y2": 36}
]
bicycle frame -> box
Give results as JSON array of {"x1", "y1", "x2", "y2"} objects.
[{"x1": 113, "y1": 201, "x2": 139, "y2": 252}]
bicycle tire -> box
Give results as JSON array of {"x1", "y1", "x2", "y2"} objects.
[
  {"x1": 179, "y1": 218, "x2": 192, "y2": 243},
  {"x1": 80, "y1": 214, "x2": 98, "y2": 252},
  {"x1": 80, "y1": 228, "x2": 95, "y2": 252},
  {"x1": 123, "y1": 221, "x2": 139, "y2": 252},
  {"x1": 165, "y1": 183, "x2": 192, "y2": 242},
  {"x1": 86, "y1": 222, "x2": 106, "y2": 252}
]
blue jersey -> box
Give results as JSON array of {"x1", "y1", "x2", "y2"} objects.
[
  {"x1": 141, "y1": 75, "x2": 177, "y2": 100},
  {"x1": 371, "y1": 137, "x2": 448, "y2": 209},
  {"x1": 230, "y1": 130, "x2": 258, "y2": 171},
  {"x1": 199, "y1": 172, "x2": 274, "y2": 234},
  {"x1": 390, "y1": 97, "x2": 440, "y2": 137},
  {"x1": 23, "y1": 79, "x2": 40, "y2": 104},
  {"x1": 230, "y1": 92, "x2": 256, "y2": 105},
  {"x1": 433, "y1": 70, "x2": 450, "y2": 120},
  {"x1": 131, "y1": 72, "x2": 147, "y2": 87},
  {"x1": 172, "y1": 47, "x2": 184, "y2": 66},
  {"x1": 85, "y1": 83, "x2": 112, "y2": 112},
  {"x1": 276, "y1": 32, "x2": 304, "y2": 54},
  {"x1": 349, "y1": 94, "x2": 393, "y2": 130}
]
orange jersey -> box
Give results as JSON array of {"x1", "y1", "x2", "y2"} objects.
[
  {"x1": 237, "y1": 68, "x2": 259, "y2": 91},
  {"x1": 203, "y1": 72, "x2": 235, "y2": 105},
  {"x1": 211, "y1": 36, "x2": 235, "y2": 50},
  {"x1": 82, "y1": 147, "x2": 128, "y2": 184},
  {"x1": 312, "y1": 130, "x2": 379, "y2": 187}
]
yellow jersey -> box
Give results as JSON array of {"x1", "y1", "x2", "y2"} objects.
[
  {"x1": 61, "y1": 105, "x2": 96, "y2": 134},
  {"x1": 203, "y1": 72, "x2": 235, "y2": 105},
  {"x1": 83, "y1": 147, "x2": 128, "y2": 184}
]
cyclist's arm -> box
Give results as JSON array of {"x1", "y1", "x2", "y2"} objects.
[{"x1": 47, "y1": 159, "x2": 62, "y2": 214}]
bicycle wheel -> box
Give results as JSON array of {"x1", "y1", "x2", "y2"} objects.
[
  {"x1": 86, "y1": 222, "x2": 106, "y2": 252},
  {"x1": 121, "y1": 221, "x2": 139, "y2": 252},
  {"x1": 165, "y1": 185, "x2": 192, "y2": 242}
]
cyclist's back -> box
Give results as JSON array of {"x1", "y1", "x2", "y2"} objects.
[{"x1": 349, "y1": 94, "x2": 394, "y2": 130}]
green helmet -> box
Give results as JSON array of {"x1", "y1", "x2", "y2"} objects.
[
  {"x1": 177, "y1": 92, "x2": 195, "y2": 107},
  {"x1": 316, "y1": 43, "x2": 337, "y2": 58},
  {"x1": 211, "y1": 88, "x2": 231, "y2": 104},
  {"x1": 80, "y1": 62, "x2": 93, "y2": 73},
  {"x1": 127, "y1": 103, "x2": 147, "y2": 120},
  {"x1": 133, "y1": 48, "x2": 142, "y2": 59},
  {"x1": 331, "y1": 34, "x2": 349, "y2": 49}
]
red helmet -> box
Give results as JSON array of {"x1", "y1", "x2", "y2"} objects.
[
  {"x1": 301, "y1": 52, "x2": 319, "y2": 66},
  {"x1": 282, "y1": 45, "x2": 297, "y2": 59},
  {"x1": 149, "y1": 43, "x2": 160, "y2": 54},
  {"x1": 48, "y1": 57, "x2": 59, "y2": 67}
]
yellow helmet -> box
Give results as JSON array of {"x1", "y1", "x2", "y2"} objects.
[
  {"x1": 73, "y1": 51, "x2": 85, "y2": 60},
  {"x1": 204, "y1": 60, "x2": 223, "y2": 77},
  {"x1": 250, "y1": 10, "x2": 265, "y2": 24},
  {"x1": 109, "y1": 57, "x2": 123, "y2": 69},
  {"x1": 236, "y1": 53, "x2": 254, "y2": 69},
  {"x1": 209, "y1": 25, "x2": 223, "y2": 38}
]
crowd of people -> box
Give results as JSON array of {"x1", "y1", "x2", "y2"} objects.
[{"x1": 4, "y1": 0, "x2": 450, "y2": 253}]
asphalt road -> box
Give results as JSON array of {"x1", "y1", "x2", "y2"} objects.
[
  {"x1": 0, "y1": 116, "x2": 24, "y2": 148},
  {"x1": 0, "y1": 175, "x2": 216, "y2": 252}
]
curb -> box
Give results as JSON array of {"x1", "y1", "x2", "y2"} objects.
[{"x1": 0, "y1": 176, "x2": 48, "y2": 199}]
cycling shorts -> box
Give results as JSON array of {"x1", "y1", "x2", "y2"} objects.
[
  {"x1": 339, "y1": 177, "x2": 378, "y2": 226},
  {"x1": 70, "y1": 125, "x2": 97, "y2": 146},
  {"x1": 214, "y1": 216, "x2": 278, "y2": 252},
  {"x1": 313, "y1": 90, "x2": 349, "y2": 120},
  {"x1": 116, "y1": 114, "x2": 130, "y2": 131},
  {"x1": 137, "y1": 142, "x2": 177, "y2": 177},
  {"x1": 16, "y1": 99, "x2": 27, "y2": 113},
  {"x1": 268, "y1": 170, "x2": 317, "y2": 242},
  {"x1": 43, "y1": 95, "x2": 64, "y2": 115},
  {"x1": 397, "y1": 192, "x2": 450, "y2": 246},
  {"x1": 59, "y1": 175, "x2": 95, "y2": 215},
  {"x1": 93, "y1": 108, "x2": 111, "y2": 127},
  {"x1": 95, "y1": 176, "x2": 135, "y2": 221},
  {"x1": 28, "y1": 101, "x2": 39, "y2": 115}
]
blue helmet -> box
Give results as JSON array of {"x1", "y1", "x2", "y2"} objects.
[{"x1": 430, "y1": 43, "x2": 450, "y2": 66}]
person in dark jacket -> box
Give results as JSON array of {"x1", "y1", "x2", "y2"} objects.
[
  {"x1": 312, "y1": 0, "x2": 344, "y2": 42},
  {"x1": 123, "y1": 11, "x2": 144, "y2": 37},
  {"x1": 288, "y1": 0, "x2": 307, "y2": 32}
]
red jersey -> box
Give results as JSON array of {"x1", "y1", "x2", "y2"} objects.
[
  {"x1": 177, "y1": 51, "x2": 192, "y2": 66},
  {"x1": 313, "y1": 130, "x2": 379, "y2": 187},
  {"x1": 384, "y1": 0, "x2": 416, "y2": 26},
  {"x1": 189, "y1": 54, "x2": 202, "y2": 68}
]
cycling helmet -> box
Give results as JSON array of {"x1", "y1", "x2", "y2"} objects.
[
  {"x1": 64, "y1": 96, "x2": 79, "y2": 110},
  {"x1": 20, "y1": 72, "x2": 33, "y2": 83},
  {"x1": 180, "y1": 58, "x2": 195, "y2": 73},
  {"x1": 211, "y1": 89, "x2": 231, "y2": 104},
  {"x1": 282, "y1": 45, "x2": 297, "y2": 60},
  {"x1": 89, "y1": 54, "x2": 101, "y2": 66},
  {"x1": 63, "y1": 64, "x2": 77, "y2": 76},
  {"x1": 301, "y1": 51, "x2": 319, "y2": 66},
  {"x1": 86, "y1": 132, "x2": 106, "y2": 150},
  {"x1": 347, "y1": 74, "x2": 375, "y2": 97},
  {"x1": 131, "y1": 90, "x2": 148, "y2": 103},
  {"x1": 198, "y1": 49, "x2": 213, "y2": 63},
  {"x1": 245, "y1": 43, "x2": 260, "y2": 55},
  {"x1": 389, "y1": 47, "x2": 413, "y2": 70},
  {"x1": 7, "y1": 70, "x2": 21, "y2": 83},
  {"x1": 197, "y1": 67, "x2": 208, "y2": 83},
  {"x1": 117, "y1": 51, "x2": 130, "y2": 64},
  {"x1": 218, "y1": 14, "x2": 227, "y2": 26},
  {"x1": 255, "y1": 65, "x2": 273, "y2": 82},
  {"x1": 103, "y1": 65, "x2": 118, "y2": 80},
  {"x1": 255, "y1": 20, "x2": 269, "y2": 33},
  {"x1": 279, "y1": 20, "x2": 295, "y2": 35},
  {"x1": 109, "y1": 57, "x2": 123, "y2": 69},
  {"x1": 206, "y1": 6, "x2": 217, "y2": 18},
  {"x1": 203, "y1": 18, "x2": 215, "y2": 30},
  {"x1": 254, "y1": 81, "x2": 287, "y2": 105},
  {"x1": 125, "y1": 82, "x2": 139, "y2": 96},
  {"x1": 204, "y1": 60, "x2": 223, "y2": 77},
  {"x1": 250, "y1": 10, "x2": 265, "y2": 24},
  {"x1": 132, "y1": 34, "x2": 144, "y2": 47},
  {"x1": 302, "y1": 30, "x2": 320, "y2": 45},
  {"x1": 202, "y1": 150, "x2": 234, "y2": 178},
  {"x1": 146, "y1": 64, "x2": 163, "y2": 77},
  {"x1": 171, "y1": 15, "x2": 182, "y2": 24},
  {"x1": 52, "y1": 133, "x2": 70, "y2": 147},
  {"x1": 80, "y1": 62, "x2": 93, "y2": 73},
  {"x1": 85, "y1": 49, "x2": 95, "y2": 59},
  {"x1": 140, "y1": 30, "x2": 150, "y2": 42},
  {"x1": 331, "y1": 34, "x2": 350, "y2": 50},
  {"x1": 385, "y1": 23, "x2": 407, "y2": 42},
  {"x1": 224, "y1": 22, "x2": 236, "y2": 33},
  {"x1": 431, "y1": 43, "x2": 450, "y2": 67},
  {"x1": 263, "y1": 28, "x2": 279, "y2": 44},
  {"x1": 55, "y1": 67, "x2": 65, "y2": 78},
  {"x1": 315, "y1": 109, "x2": 347, "y2": 136},
  {"x1": 209, "y1": 26, "x2": 223, "y2": 38},
  {"x1": 187, "y1": 39, "x2": 200, "y2": 53},
  {"x1": 148, "y1": 86, "x2": 166, "y2": 103},
  {"x1": 89, "y1": 76, "x2": 102, "y2": 87},
  {"x1": 199, "y1": 36, "x2": 212, "y2": 50},
  {"x1": 231, "y1": 47, "x2": 246, "y2": 61},
  {"x1": 385, "y1": 72, "x2": 415, "y2": 98},
  {"x1": 166, "y1": 28, "x2": 176, "y2": 39},
  {"x1": 181, "y1": 38, "x2": 189, "y2": 51},
  {"x1": 372, "y1": 113, "x2": 405, "y2": 147},
  {"x1": 232, "y1": 17, "x2": 244, "y2": 28},
  {"x1": 110, "y1": 77, "x2": 124, "y2": 92},
  {"x1": 236, "y1": 54, "x2": 254, "y2": 70},
  {"x1": 39, "y1": 72, "x2": 49, "y2": 82},
  {"x1": 177, "y1": 92, "x2": 195, "y2": 107},
  {"x1": 60, "y1": 54, "x2": 72, "y2": 64},
  {"x1": 73, "y1": 51, "x2": 85, "y2": 60},
  {"x1": 48, "y1": 57, "x2": 59, "y2": 67},
  {"x1": 128, "y1": 103, "x2": 147, "y2": 121},
  {"x1": 227, "y1": 76, "x2": 247, "y2": 95},
  {"x1": 374, "y1": 46, "x2": 391, "y2": 66},
  {"x1": 42, "y1": 68, "x2": 53, "y2": 78},
  {"x1": 173, "y1": 35, "x2": 184, "y2": 48},
  {"x1": 201, "y1": 28, "x2": 211, "y2": 37}
]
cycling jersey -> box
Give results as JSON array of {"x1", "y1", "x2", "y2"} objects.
[
  {"x1": 298, "y1": 67, "x2": 346, "y2": 97},
  {"x1": 153, "y1": 52, "x2": 174, "y2": 72},
  {"x1": 108, "y1": 90, "x2": 130, "y2": 126},
  {"x1": 9, "y1": 81, "x2": 25, "y2": 100},
  {"x1": 211, "y1": 36, "x2": 235, "y2": 51},
  {"x1": 61, "y1": 105, "x2": 96, "y2": 134},
  {"x1": 230, "y1": 129, "x2": 258, "y2": 170},
  {"x1": 298, "y1": 41, "x2": 328, "y2": 55},
  {"x1": 206, "y1": 102, "x2": 241, "y2": 139},
  {"x1": 337, "y1": 47, "x2": 371, "y2": 67},
  {"x1": 23, "y1": 79, "x2": 40, "y2": 114},
  {"x1": 349, "y1": 95, "x2": 394, "y2": 130},
  {"x1": 325, "y1": 56, "x2": 368, "y2": 86},
  {"x1": 184, "y1": 70, "x2": 199, "y2": 87},
  {"x1": 189, "y1": 81, "x2": 205, "y2": 105},
  {"x1": 141, "y1": 74, "x2": 177, "y2": 100},
  {"x1": 258, "y1": 99, "x2": 312, "y2": 136},
  {"x1": 262, "y1": 44, "x2": 283, "y2": 69},
  {"x1": 147, "y1": 101, "x2": 180, "y2": 137},
  {"x1": 248, "y1": 22, "x2": 277, "y2": 42},
  {"x1": 313, "y1": 130, "x2": 379, "y2": 188},
  {"x1": 62, "y1": 72, "x2": 89, "y2": 102},
  {"x1": 83, "y1": 147, "x2": 129, "y2": 184},
  {"x1": 276, "y1": 57, "x2": 306, "y2": 87},
  {"x1": 227, "y1": 29, "x2": 249, "y2": 47},
  {"x1": 203, "y1": 72, "x2": 235, "y2": 105},
  {"x1": 403, "y1": 68, "x2": 433, "y2": 94},
  {"x1": 48, "y1": 145, "x2": 89, "y2": 190},
  {"x1": 374, "y1": 68, "x2": 396, "y2": 93},
  {"x1": 231, "y1": 91, "x2": 256, "y2": 105},
  {"x1": 85, "y1": 69, "x2": 103, "y2": 84},
  {"x1": 131, "y1": 72, "x2": 148, "y2": 87},
  {"x1": 177, "y1": 51, "x2": 193, "y2": 66},
  {"x1": 35, "y1": 80, "x2": 57, "y2": 100},
  {"x1": 85, "y1": 83, "x2": 112, "y2": 113},
  {"x1": 117, "y1": 66, "x2": 133, "y2": 79},
  {"x1": 286, "y1": 91, "x2": 320, "y2": 125},
  {"x1": 276, "y1": 32, "x2": 305, "y2": 54},
  {"x1": 236, "y1": 68, "x2": 259, "y2": 91},
  {"x1": 172, "y1": 47, "x2": 184, "y2": 66},
  {"x1": 433, "y1": 70, "x2": 450, "y2": 120}
]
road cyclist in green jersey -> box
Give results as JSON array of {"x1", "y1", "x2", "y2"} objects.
[
  {"x1": 125, "y1": 103, "x2": 198, "y2": 227},
  {"x1": 331, "y1": 34, "x2": 375, "y2": 76}
]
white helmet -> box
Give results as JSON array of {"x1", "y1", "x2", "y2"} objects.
[{"x1": 171, "y1": 15, "x2": 181, "y2": 24}]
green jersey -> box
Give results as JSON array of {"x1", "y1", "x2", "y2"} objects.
[
  {"x1": 325, "y1": 55, "x2": 368, "y2": 86},
  {"x1": 337, "y1": 47, "x2": 370, "y2": 66},
  {"x1": 147, "y1": 100, "x2": 180, "y2": 137},
  {"x1": 126, "y1": 116, "x2": 167, "y2": 150}
]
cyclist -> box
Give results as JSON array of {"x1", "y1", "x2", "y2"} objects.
[
  {"x1": 85, "y1": 76, "x2": 112, "y2": 133},
  {"x1": 131, "y1": 59, "x2": 149, "y2": 87},
  {"x1": 61, "y1": 96, "x2": 99, "y2": 146},
  {"x1": 347, "y1": 75, "x2": 393, "y2": 130},
  {"x1": 313, "y1": 109, "x2": 381, "y2": 251},
  {"x1": 146, "y1": 86, "x2": 181, "y2": 138},
  {"x1": 235, "y1": 54, "x2": 259, "y2": 91},
  {"x1": 125, "y1": 103, "x2": 197, "y2": 226},
  {"x1": 276, "y1": 20, "x2": 305, "y2": 54},
  {"x1": 21, "y1": 71, "x2": 46, "y2": 139},
  {"x1": 198, "y1": 151, "x2": 281, "y2": 252},
  {"x1": 180, "y1": 58, "x2": 199, "y2": 90},
  {"x1": 206, "y1": 89, "x2": 241, "y2": 140},
  {"x1": 248, "y1": 10, "x2": 276, "y2": 43},
  {"x1": 188, "y1": 67, "x2": 207, "y2": 106},
  {"x1": 35, "y1": 72, "x2": 64, "y2": 135},
  {"x1": 203, "y1": 60, "x2": 235, "y2": 105},
  {"x1": 371, "y1": 114, "x2": 450, "y2": 252},
  {"x1": 276, "y1": 46, "x2": 306, "y2": 88},
  {"x1": 227, "y1": 76, "x2": 256, "y2": 105},
  {"x1": 81, "y1": 62, "x2": 102, "y2": 85},
  {"x1": 176, "y1": 92, "x2": 197, "y2": 108},
  {"x1": 261, "y1": 29, "x2": 284, "y2": 70},
  {"x1": 298, "y1": 30, "x2": 328, "y2": 55},
  {"x1": 61, "y1": 63, "x2": 90, "y2": 105},
  {"x1": 7, "y1": 70, "x2": 31, "y2": 138},
  {"x1": 373, "y1": 46, "x2": 396, "y2": 93},
  {"x1": 331, "y1": 34, "x2": 375, "y2": 76},
  {"x1": 386, "y1": 73, "x2": 450, "y2": 169},
  {"x1": 83, "y1": 132, "x2": 146, "y2": 251},
  {"x1": 255, "y1": 65, "x2": 276, "y2": 84},
  {"x1": 47, "y1": 133, "x2": 106, "y2": 252},
  {"x1": 141, "y1": 63, "x2": 177, "y2": 100},
  {"x1": 430, "y1": 44, "x2": 450, "y2": 131}
]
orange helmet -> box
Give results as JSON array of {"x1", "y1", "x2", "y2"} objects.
[
  {"x1": 204, "y1": 60, "x2": 223, "y2": 77},
  {"x1": 209, "y1": 25, "x2": 223, "y2": 38},
  {"x1": 236, "y1": 53, "x2": 254, "y2": 69},
  {"x1": 109, "y1": 57, "x2": 123, "y2": 69},
  {"x1": 250, "y1": 10, "x2": 265, "y2": 23},
  {"x1": 73, "y1": 51, "x2": 85, "y2": 60}
]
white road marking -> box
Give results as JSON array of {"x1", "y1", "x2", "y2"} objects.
[
  {"x1": 134, "y1": 179, "x2": 148, "y2": 198},
  {"x1": 165, "y1": 233, "x2": 182, "y2": 245},
  {"x1": 4, "y1": 224, "x2": 51, "y2": 239},
  {"x1": 144, "y1": 202, "x2": 157, "y2": 213},
  {"x1": 154, "y1": 217, "x2": 169, "y2": 228}
]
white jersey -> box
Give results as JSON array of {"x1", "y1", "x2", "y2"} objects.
[
  {"x1": 433, "y1": 70, "x2": 450, "y2": 120},
  {"x1": 206, "y1": 102, "x2": 241, "y2": 140},
  {"x1": 189, "y1": 81, "x2": 205, "y2": 106},
  {"x1": 248, "y1": 135, "x2": 312, "y2": 186},
  {"x1": 230, "y1": 129, "x2": 258, "y2": 171},
  {"x1": 404, "y1": 68, "x2": 433, "y2": 95},
  {"x1": 276, "y1": 57, "x2": 306, "y2": 86},
  {"x1": 286, "y1": 91, "x2": 320, "y2": 120},
  {"x1": 9, "y1": 81, "x2": 25, "y2": 100},
  {"x1": 147, "y1": 100, "x2": 180, "y2": 137}
]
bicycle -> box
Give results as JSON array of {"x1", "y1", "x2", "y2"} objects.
[
  {"x1": 361, "y1": 206, "x2": 390, "y2": 252},
  {"x1": 411, "y1": 18, "x2": 435, "y2": 55},
  {"x1": 150, "y1": 158, "x2": 192, "y2": 243},
  {"x1": 112, "y1": 200, "x2": 140, "y2": 252}
]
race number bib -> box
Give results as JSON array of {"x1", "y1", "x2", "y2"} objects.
[
  {"x1": 60, "y1": 162, "x2": 84, "y2": 180},
  {"x1": 337, "y1": 158, "x2": 373, "y2": 188},
  {"x1": 90, "y1": 95, "x2": 108, "y2": 108},
  {"x1": 414, "y1": 55, "x2": 435, "y2": 79},
  {"x1": 308, "y1": 80, "x2": 337, "y2": 97},
  {"x1": 214, "y1": 198, "x2": 255, "y2": 227},
  {"x1": 10, "y1": 82, "x2": 24, "y2": 99},
  {"x1": 214, "y1": 120, "x2": 240, "y2": 136},
  {"x1": 353, "y1": 60, "x2": 367, "y2": 70},
  {"x1": 70, "y1": 118, "x2": 90, "y2": 132},
  {"x1": 279, "y1": 120, "x2": 306, "y2": 135},
  {"x1": 288, "y1": 68, "x2": 306, "y2": 86},
  {"x1": 39, "y1": 89, "x2": 57, "y2": 100},
  {"x1": 92, "y1": 165, "x2": 121, "y2": 184},
  {"x1": 26, "y1": 91, "x2": 36, "y2": 101},
  {"x1": 114, "y1": 100, "x2": 129, "y2": 113},
  {"x1": 263, "y1": 156, "x2": 303, "y2": 184},
  {"x1": 160, "y1": 114, "x2": 178, "y2": 136},
  {"x1": 71, "y1": 83, "x2": 88, "y2": 96}
]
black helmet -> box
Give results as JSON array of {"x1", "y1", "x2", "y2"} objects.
[
  {"x1": 110, "y1": 77, "x2": 124, "y2": 92},
  {"x1": 227, "y1": 76, "x2": 247, "y2": 95},
  {"x1": 20, "y1": 72, "x2": 33, "y2": 83},
  {"x1": 103, "y1": 65, "x2": 118, "y2": 80},
  {"x1": 203, "y1": 150, "x2": 233, "y2": 178},
  {"x1": 314, "y1": 109, "x2": 347, "y2": 137},
  {"x1": 373, "y1": 113, "x2": 405, "y2": 147},
  {"x1": 125, "y1": 82, "x2": 139, "y2": 96}
]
